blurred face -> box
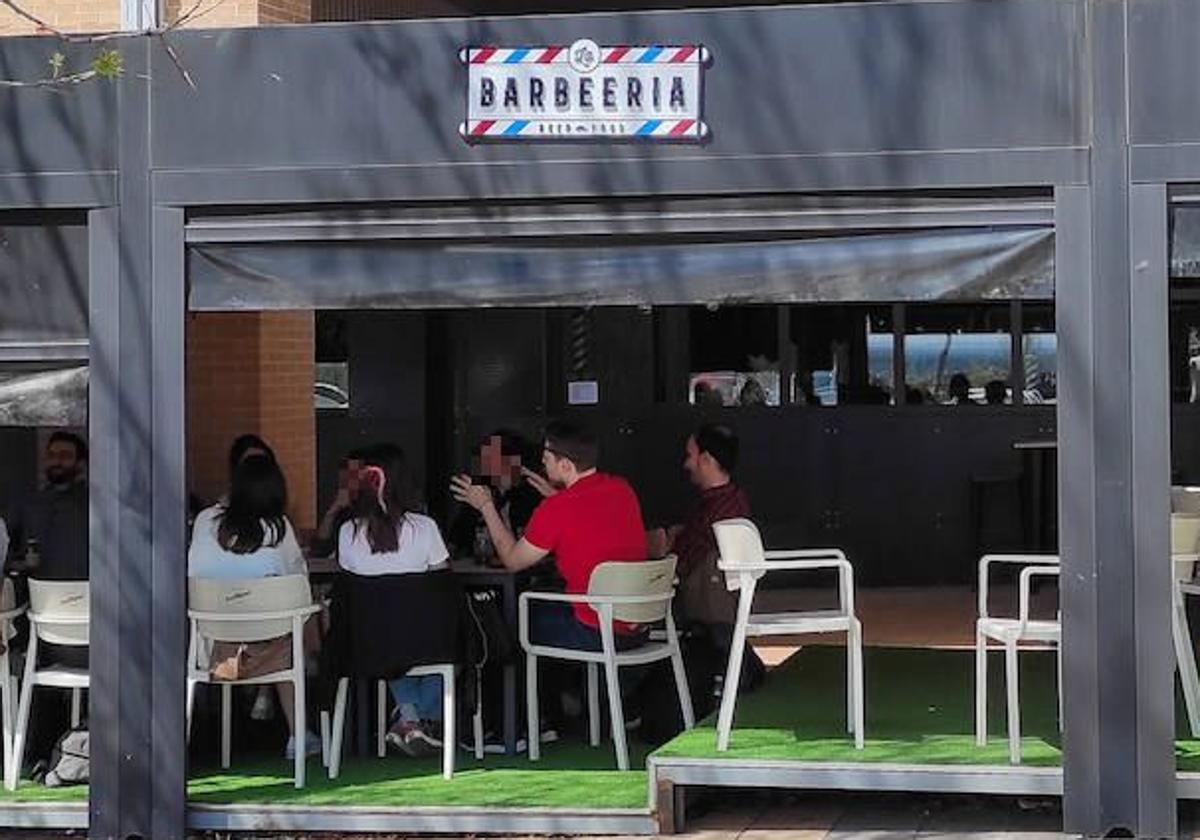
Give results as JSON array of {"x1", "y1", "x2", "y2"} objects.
[
  {"x1": 45, "y1": 440, "x2": 82, "y2": 487},
  {"x1": 340, "y1": 458, "x2": 363, "y2": 493},
  {"x1": 479, "y1": 436, "x2": 505, "y2": 481}
]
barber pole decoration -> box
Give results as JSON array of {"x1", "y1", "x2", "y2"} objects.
[{"x1": 460, "y1": 39, "x2": 711, "y2": 142}]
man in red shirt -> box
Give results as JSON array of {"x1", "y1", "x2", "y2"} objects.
[{"x1": 451, "y1": 419, "x2": 647, "y2": 650}]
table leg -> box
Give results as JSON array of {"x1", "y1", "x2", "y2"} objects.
[
  {"x1": 1029, "y1": 451, "x2": 1045, "y2": 551},
  {"x1": 503, "y1": 577, "x2": 519, "y2": 756}
]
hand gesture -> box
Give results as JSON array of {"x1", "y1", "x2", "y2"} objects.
[
  {"x1": 522, "y1": 467, "x2": 557, "y2": 498},
  {"x1": 450, "y1": 474, "x2": 494, "y2": 512}
]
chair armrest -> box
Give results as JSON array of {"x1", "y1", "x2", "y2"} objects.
[
  {"x1": 978, "y1": 554, "x2": 1058, "y2": 619},
  {"x1": 735, "y1": 552, "x2": 855, "y2": 615},
  {"x1": 1018, "y1": 565, "x2": 1061, "y2": 630},
  {"x1": 0, "y1": 605, "x2": 27, "y2": 623},
  {"x1": 188, "y1": 603, "x2": 321, "y2": 622}
]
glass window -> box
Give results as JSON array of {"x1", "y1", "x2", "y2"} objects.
[
  {"x1": 688, "y1": 305, "x2": 779, "y2": 407},
  {"x1": 789, "y1": 305, "x2": 892, "y2": 406},
  {"x1": 904, "y1": 305, "x2": 1011, "y2": 405},
  {"x1": 315, "y1": 312, "x2": 350, "y2": 410},
  {"x1": 1021, "y1": 304, "x2": 1057, "y2": 405}
]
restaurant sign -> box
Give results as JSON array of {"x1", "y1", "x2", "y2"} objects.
[{"x1": 460, "y1": 39, "x2": 710, "y2": 142}]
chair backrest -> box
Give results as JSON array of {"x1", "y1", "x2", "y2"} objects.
[
  {"x1": 1174, "y1": 486, "x2": 1200, "y2": 514},
  {"x1": 587, "y1": 556, "x2": 677, "y2": 624},
  {"x1": 1173, "y1": 513, "x2": 1200, "y2": 582},
  {"x1": 712, "y1": 518, "x2": 766, "y2": 589},
  {"x1": 189, "y1": 575, "x2": 311, "y2": 643},
  {"x1": 28, "y1": 580, "x2": 89, "y2": 646}
]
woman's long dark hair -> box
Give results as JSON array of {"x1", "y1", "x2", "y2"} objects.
[
  {"x1": 217, "y1": 454, "x2": 288, "y2": 554},
  {"x1": 351, "y1": 445, "x2": 411, "y2": 554}
]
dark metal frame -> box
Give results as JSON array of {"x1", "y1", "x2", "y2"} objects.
[{"x1": 0, "y1": 0, "x2": 1192, "y2": 836}]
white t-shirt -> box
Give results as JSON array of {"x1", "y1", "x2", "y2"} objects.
[
  {"x1": 188, "y1": 505, "x2": 306, "y2": 579},
  {"x1": 337, "y1": 513, "x2": 448, "y2": 576}
]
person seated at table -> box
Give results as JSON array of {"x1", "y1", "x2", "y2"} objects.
[
  {"x1": 337, "y1": 445, "x2": 450, "y2": 756},
  {"x1": 4, "y1": 431, "x2": 90, "y2": 776},
  {"x1": 188, "y1": 454, "x2": 320, "y2": 761},
  {"x1": 648, "y1": 424, "x2": 750, "y2": 634},
  {"x1": 985, "y1": 379, "x2": 1007, "y2": 405},
  {"x1": 309, "y1": 446, "x2": 368, "y2": 559},
  {"x1": 447, "y1": 429, "x2": 549, "y2": 562},
  {"x1": 450, "y1": 419, "x2": 647, "y2": 652},
  {"x1": 948, "y1": 373, "x2": 977, "y2": 406}
]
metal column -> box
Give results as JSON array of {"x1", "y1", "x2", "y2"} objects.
[
  {"x1": 1056, "y1": 2, "x2": 1175, "y2": 833},
  {"x1": 88, "y1": 35, "x2": 188, "y2": 840}
]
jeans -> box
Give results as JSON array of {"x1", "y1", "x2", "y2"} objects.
[
  {"x1": 530, "y1": 600, "x2": 647, "y2": 652},
  {"x1": 389, "y1": 674, "x2": 444, "y2": 723}
]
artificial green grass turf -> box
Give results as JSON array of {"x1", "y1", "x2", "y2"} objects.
[
  {"x1": 0, "y1": 739, "x2": 650, "y2": 808},
  {"x1": 654, "y1": 646, "x2": 1065, "y2": 767},
  {"x1": 13, "y1": 645, "x2": 1200, "y2": 805},
  {"x1": 186, "y1": 740, "x2": 650, "y2": 808}
]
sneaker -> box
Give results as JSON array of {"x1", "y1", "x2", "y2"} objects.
[
  {"x1": 624, "y1": 716, "x2": 643, "y2": 732},
  {"x1": 250, "y1": 687, "x2": 275, "y2": 721},
  {"x1": 386, "y1": 720, "x2": 436, "y2": 757},
  {"x1": 284, "y1": 731, "x2": 321, "y2": 760}
]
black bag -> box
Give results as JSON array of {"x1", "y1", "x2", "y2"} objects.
[{"x1": 637, "y1": 630, "x2": 765, "y2": 747}]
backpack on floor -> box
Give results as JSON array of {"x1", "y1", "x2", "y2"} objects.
[{"x1": 44, "y1": 727, "x2": 88, "y2": 787}]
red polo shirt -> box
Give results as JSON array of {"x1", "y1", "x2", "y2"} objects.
[{"x1": 524, "y1": 472, "x2": 647, "y2": 629}]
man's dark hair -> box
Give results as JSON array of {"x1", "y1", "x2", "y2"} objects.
[
  {"x1": 694, "y1": 423, "x2": 739, "y2": 474},
  {"x1": 544, "y1": 420, "x2": 599, "y2": 472},
  {"x1": 228, "y1": 434, "x2": 276, "y2": 479},
  {"x1": 47, "y1": 431, "x2": 87, "y2": 462}
]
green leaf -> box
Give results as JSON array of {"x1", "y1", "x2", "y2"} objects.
[
  {"x1": 91, "y1": 49, "x2": 123, "y2": 80},
  {"x1": 47, "y1": 52, "x2": 65, "y2": 80}
]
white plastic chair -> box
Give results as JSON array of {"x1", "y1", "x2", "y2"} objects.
[
  {"x1": 0, "y1": 580, "x2": 26, "y2": 790},
  {"x1": 1173, "y1": 486, "x2": 1200, "y2": 514},
  {"x1": 323, "y1": 664, "x2": 466, "y2": 781},
  {"x1": 519, "y1": 556, "x2": 694, "y2": 771},
  {"x1": 186, "y1": 575, "x2": 319, "y2": 788},
  {"x1": 11, "y1": 580, "x2": 89, "y2": 791},
  {"x1": 974, "y1": 554, "x2": 1060, "y2": 765},
  {"x1": 711, "y1": 518, "x2": 864, "y2": 751},
  {"x1": 1171, "y1": 513, "x2": 1200, "y2": 737}
]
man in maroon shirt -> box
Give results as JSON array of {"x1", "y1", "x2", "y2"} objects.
[
  {"x1": 649, "y1": 423, "x2": 750, "y2": 631},
  {"x1": 451, "y1": 419, "x2": 648, "y2": 651}
]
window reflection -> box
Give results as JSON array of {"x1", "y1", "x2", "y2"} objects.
[{"x1": 905, "y1": 305, "x2": 1011, "y2": 405}]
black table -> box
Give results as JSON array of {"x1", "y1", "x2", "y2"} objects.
[{"x1": 451, "y1": 559, "x2": 535, "y2": 756}]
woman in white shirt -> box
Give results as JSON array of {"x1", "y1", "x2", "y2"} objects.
[
  {"x1": 337, "y1": 445, "x2": 449, "y2": 756},
  {"x1": 188, "y1": 454, "x2": 317, "y2": 760}
]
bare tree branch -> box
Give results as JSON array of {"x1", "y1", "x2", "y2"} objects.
[{"x1": 0, "y1": 0, "x2": 230, "y2": 88}]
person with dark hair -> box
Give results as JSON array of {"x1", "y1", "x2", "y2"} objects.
[
  {"x1": 228, "y1": 433, "x2": 276, "y2": 480},
  {"x1": 984, "y1": 379, "x2": 1008, "y2": 405},
  {"x1": 447, "y1": 429, "x2": 547, "y2": 560},
  {"x1": 336, "y1": 446, "x2": 450, "y2": 756},
  {"x1": 309, "y1": 446, "x2": 369, "y2": 559},
  {"x1": 5, "y1": 430, "x2": 91, "y2": 774},
  {"x1": 187, "y1": 454, "x2": 317, "y2": 761},
  {"x1": 8, "y1": 430, "x2": 89, "y2": 581},
  {"x1": 450, "y1": 419, "x2": 647, "y2": 652},
  {"x1": 648, "y1": 424, "x2": 751, "y2": 625},
  {"x1": 948, "y1": 373, "x2": 976, "y2": 406}
]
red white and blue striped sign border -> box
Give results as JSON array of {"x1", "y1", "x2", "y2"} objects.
[
  {"x1": 460, "y1": 45, "x2": 710, "y2": 65},
  {"x1": 460, "y1": 118, "x2": 707, "y2": 140}
]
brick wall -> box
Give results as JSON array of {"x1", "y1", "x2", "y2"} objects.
[
  {"x1": 0, "y1": 0, "x2": 120, "y2": 35},
  {"x1": 259, "y1": 0, "x2": 312, "y2": 24},
  {"x1": 187, "y1": 312, "x2": 317, "y2": 530},
  {"x1": 0, "y1": 0, "x2": 312, "y2": 34}
]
